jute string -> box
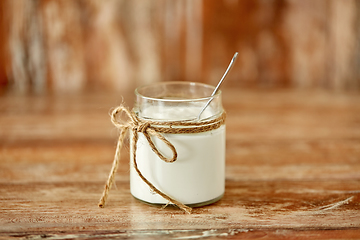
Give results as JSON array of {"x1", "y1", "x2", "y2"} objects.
[{"x1": 98, "y1": 105, "x2": 226, "y2": 214}]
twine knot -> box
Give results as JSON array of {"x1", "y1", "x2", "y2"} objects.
[
  {"x1": 137, "y1": 122, "x2": 150, "y2": 133},
  {"x1": 98, "y1": 104, "x2": 226, "y2": 214}
]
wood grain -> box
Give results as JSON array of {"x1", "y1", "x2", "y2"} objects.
[
  {"x1": 1, "y1": 0, "x2": 360, "y2": 93},
  {"x1": 0, "y1": 89, "x2": 360, "y2": 238}
]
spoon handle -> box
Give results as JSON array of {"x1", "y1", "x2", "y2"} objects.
[
  {"x1": 197, "y1": 52, "x2": 238, "y2": 120},
  {"x1": 211, "y1": 52, "x2": 238, "y2": 96}
]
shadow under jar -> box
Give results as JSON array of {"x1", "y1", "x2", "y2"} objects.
[{"x1": 130, "y1": 81, "x2": 226, "y2": 207}]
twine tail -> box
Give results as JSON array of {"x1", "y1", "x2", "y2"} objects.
[
  {"x1": 134, "y1": 162, "x2": 192, "y2": 214},
  {"x1": 131, "y1": 129, "x2": 192, "y2": 214},
  {"x1": 98, "y1": 127, "x2": 128, "y2": 208}
]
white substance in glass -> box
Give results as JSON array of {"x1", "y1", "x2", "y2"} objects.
[{"x1": 130, "y1": 106, "x2": 225, "y2": 205}]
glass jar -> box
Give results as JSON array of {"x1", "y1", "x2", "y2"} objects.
[{"x1": 130, "y1": 81, "x2": 226, "y2": 207}]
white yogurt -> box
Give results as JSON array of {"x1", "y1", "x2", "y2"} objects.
[{"x1": 130, "y1": 106, "x2": 226, "y2": 206}]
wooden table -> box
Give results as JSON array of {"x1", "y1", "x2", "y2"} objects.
[{"x1": 1, "y1": 89, "x2": 360, "y2": 239}]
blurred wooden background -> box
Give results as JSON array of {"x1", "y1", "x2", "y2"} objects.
[{"x1": 0, "y1": 0, "x2": 359, "y2": 94}]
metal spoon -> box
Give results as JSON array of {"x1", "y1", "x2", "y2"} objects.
[{"x1": 197, "y1": 52, "x2": 238, "y2": 120}]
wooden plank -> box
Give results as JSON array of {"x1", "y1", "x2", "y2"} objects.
[
  {"x1": 1, "y1": 229, "x2": 360, "y2": 240},
  {"x1": 0, "y1": 180, "x2": 359, "y2": 232},
  {"x1": 0, "y1": 89, "x2": 359, "y2": 238}
]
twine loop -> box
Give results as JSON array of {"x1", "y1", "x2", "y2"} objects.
[{"x1": 98, "y1": 104, "x2": 226, "y2": 214}]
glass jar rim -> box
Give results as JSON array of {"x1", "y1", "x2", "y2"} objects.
[{"x1": 134, "y1": 81, "x2": 221, "y2": 102}]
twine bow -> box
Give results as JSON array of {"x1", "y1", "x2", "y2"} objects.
[
  {"x1": 98, "y1": 104, "x2": 226, "y2": 214},
  {"x1": 98, "y1": 105, "x2": 191, "y2": 213}
]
